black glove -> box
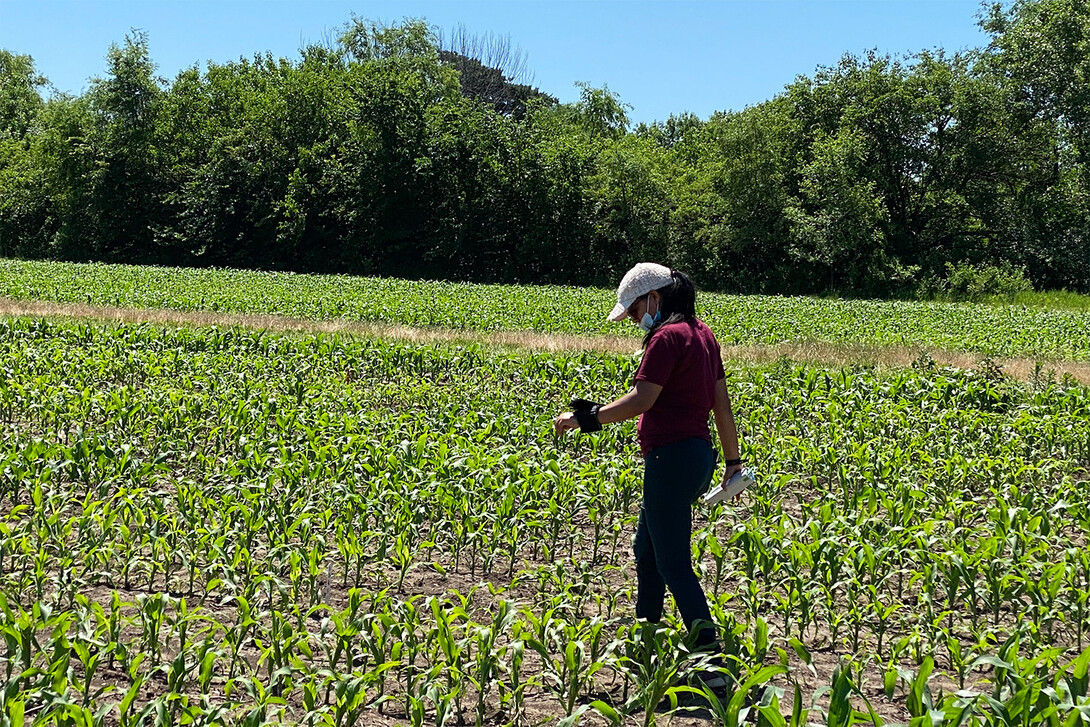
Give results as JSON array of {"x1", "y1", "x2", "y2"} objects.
[{"x1": 570, "y1": 398, "x2": 603, "y2": 433}]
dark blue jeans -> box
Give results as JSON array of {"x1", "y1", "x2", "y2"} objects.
[{"x1": 633, "y1": 437, "x2": 717, "y2": 648}]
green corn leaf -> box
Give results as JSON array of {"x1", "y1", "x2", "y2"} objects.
[
  {"x1": 5, "y1": 700, "x2": 24, "y2": 727},
  {"x1": 588, "y1": 699, "x2": 621, "y2": 726},
  {"x1": 790, "y1": 681, "x2": 808, "y2": 727},
  {"x1": 884, "y1": 668, "x2": 899, "y2": 699},
  {"x1": 120, "y1": 677, "x2": 143, "y2": 715}
]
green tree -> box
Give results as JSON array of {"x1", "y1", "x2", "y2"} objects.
[
  {"x1": 982, "y1": 0, "x2": 1090, "y2": 164},
  {"x1": 980, "y1": 0, "x2": 1090, "y2": 289},
  {"x1": 0, "y1": 51, "x2": 51, "y2": 257},
  {"x1": 586, "y1": 135, "x2": 672, "y2": 275},
  {"x1": 0, "y1": 51, "x2": 46, "y2": 140},
  {"x1": 72, "y1": 31, "x2": 168, "y2": 262},
  {"x1": 785, "y1": 128, "x2": 892, "y2": 293},
  {"x1": 650, "y1": 103, "x2": 797, "y2": 293},
  {"x1": 5, "y1": 8, "x2": 1087, "y2": 295},
  {"x1": 574, "y1": 82, "x2": 630, "y2": 140},
  {"x1": 322, "y1": 20, "x2": 459, "y2": 276}
]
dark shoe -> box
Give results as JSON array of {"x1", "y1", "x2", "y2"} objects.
[
  {"x1": 688, "y1": 652, "x2": 732, "y2": 691},
  {"x1": 690, "y1": 669, "x2": 729, "y2": 690},
  {"x1": 656, "y1": 686, "x2": 724, "y2": 713}
]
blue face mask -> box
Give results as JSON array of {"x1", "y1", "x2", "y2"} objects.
[{"x1": 638, "y1": 304, "x2": 661, "y2": 332}]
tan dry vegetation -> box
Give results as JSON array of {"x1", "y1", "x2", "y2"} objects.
[{"x1": 4, "y1": 296, "x2": 1090, "y2": 383}]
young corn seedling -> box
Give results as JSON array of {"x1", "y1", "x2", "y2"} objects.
[
  {"x1": 818, "y1": 661, "x2": 885, "y2": 727},
  {"x1": 867, "y1": 585, "x2": 901, "y2": 663},
  {"x1": 682, "y1": 662, "x2": 787, "y2": 727},
  {"x1": 462, "y1": 601, "x2": 517, "y2": 727},
  {"x1": 1069, "y1": 549, "x2": 1090, "y2": 651},
  {"x1": 225, "y1": 594, "x2": 260, "y2": 680},
  {"x1": 525, "y1": 610, "x2": 605, "y2": 719},
  {"x1": 428, "y1": 595, "x2": 469, "y2": 724},
  {"x1": 616, "y1": 621, "x2": 695, "y2": 727},
  {"x1": 360, "y1": 610, "x2": 404, "y2": 713}
]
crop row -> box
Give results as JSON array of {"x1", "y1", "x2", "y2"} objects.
[
  {"x1": 0, "y1": 318, "x2": 1088, "y2": 725},
  {"x1": 3, "y1": 260, "x2": 1090, "y2": 359}
]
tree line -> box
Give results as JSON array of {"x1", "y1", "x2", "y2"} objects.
[{"x1": 1, "y1": 0, "x2": 1088, "y2": 297}]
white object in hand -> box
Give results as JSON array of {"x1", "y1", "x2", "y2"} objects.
[{"x1": 702, "y1": 467, "x2": 755, "y2": 505}]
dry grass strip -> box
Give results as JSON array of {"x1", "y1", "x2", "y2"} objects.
[{"x1": 3, "y1": 296, "x2": 1089, "y2": 384}]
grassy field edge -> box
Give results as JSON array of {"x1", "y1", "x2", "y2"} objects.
[{"x1": 4, "y1": 296, "x2": 1090, "y2": 384}]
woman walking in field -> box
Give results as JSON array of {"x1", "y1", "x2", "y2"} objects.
[{"x1": 554, "y1": 262, "x2": 744, "y2": 672}]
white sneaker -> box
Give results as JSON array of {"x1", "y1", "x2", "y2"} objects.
[{"x1": 702, "y1": 468, "x2": 755, "y2": 505}]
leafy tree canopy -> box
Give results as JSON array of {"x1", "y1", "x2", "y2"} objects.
[{"x1": 1, "y1": 3, "x2": 1088, "y2": 296}]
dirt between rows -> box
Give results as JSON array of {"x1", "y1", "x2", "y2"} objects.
[
  {"x1": 2, "y1": 296, "x2": 1089, "y2": 383},
  {"x1": 4, "y1": 296, "x2": 1083, "y2": 724},
  {"x1": 12, "y1": 497, "x2": 1024, "y2": 727}
]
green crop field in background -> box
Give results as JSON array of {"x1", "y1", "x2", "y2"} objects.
[
  {"x1": 1, "y1": 316, "x2": 1088, "y2": 724},
  {"x1": 4, "y1": 259, "x2": 1090, "y2": 360}
]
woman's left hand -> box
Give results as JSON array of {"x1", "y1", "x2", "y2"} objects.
[{"x1": 553, "y1": 412, "x2": 579, "y2": 435}]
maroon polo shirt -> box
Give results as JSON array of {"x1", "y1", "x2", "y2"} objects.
[{"x1": 633, "y1": 318, "x2": 725, "y2": 456}]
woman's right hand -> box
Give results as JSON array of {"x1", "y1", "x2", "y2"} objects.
[{"x1": 553, "y1": 412, "x2": 579, "y2": 435}]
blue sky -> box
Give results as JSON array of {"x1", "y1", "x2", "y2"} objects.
[{"x1": 0, "y1": 0, "x2": 991, "y2": 126}]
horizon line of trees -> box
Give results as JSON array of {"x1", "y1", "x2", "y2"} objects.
[{"x1": 1, "y1": 0, "x2": 1088, "y2": 297}]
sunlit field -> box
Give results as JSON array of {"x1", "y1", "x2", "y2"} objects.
[
  {"x1": 4, "y1": 259, "x2": 1090, "y2": 360},
  {"x1": 0, "y1": 262, "x2": 1088, "y2": 725}
]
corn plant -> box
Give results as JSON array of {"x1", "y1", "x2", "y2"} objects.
[{"x1": 0, "y1": 307, "x2": 1088, "y2": 725}]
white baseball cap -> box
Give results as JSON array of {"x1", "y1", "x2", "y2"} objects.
[{"x1": 608, "y1": 262, "x2": 674, "y2": 321}]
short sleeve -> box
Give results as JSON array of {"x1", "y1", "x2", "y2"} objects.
[
  {"x1": 711, "y1": 334, "x2": 726, "y2": 380},
  {"x1": 634, "y1": 329, "x2": 679, "y2": 386}
]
